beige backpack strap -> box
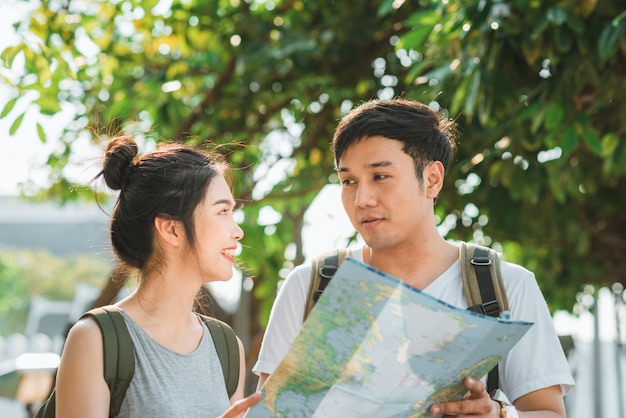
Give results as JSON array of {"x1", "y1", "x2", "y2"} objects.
[
  {"x1": 460, "y1": 242, "x2": 509, "y2": 316},
  {"x1": 460, "y1": 242, "x2": 509, "y2": 395},
  {"x1": 303, "y1": 248, "x2": 351, "y2": 321}
]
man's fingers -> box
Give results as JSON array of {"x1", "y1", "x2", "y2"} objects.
[
  {"x1": 465, "y1": 376, "x2": 485, "y2": 397},
  {"x1": 430, "y1": 377, "x2": 492, "y2": 416}
]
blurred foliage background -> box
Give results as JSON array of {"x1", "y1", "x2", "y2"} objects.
[
  {"x1": 0, "y1": 250, "x2": 109, "y2": 335},
  {"x1": 0, "y1": 0, "x2": 625, "y2": 353}
]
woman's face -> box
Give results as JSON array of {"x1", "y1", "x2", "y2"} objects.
[{"x1": 190, "y1": 175, "x2": 244, "y2": 282}]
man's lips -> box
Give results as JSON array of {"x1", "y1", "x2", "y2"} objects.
[{"x1": 360, "y1": 217, "x2": 383, "y2": 228}]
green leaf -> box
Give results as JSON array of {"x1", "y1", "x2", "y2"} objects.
[
  {"x1": 377, "y1": 0, "x2": 396, "y2": 17},
  {"x1": 0, "y1": 43, "x2": 24, "y2": 68},
  {"x1": 554, "y1": 26, "x2": 573, "y2": 52},
  {"x1": 404, "y1": 60, "x2": 430, "y2": 84},
  {"x1": 612, "y1": 11, "x2": 626, "y2": 26},
  {"x1": 36, "y1": 122, "x2": 46, "y2": 143},
  {"x1": 34, "y1": 54, "x2": 53, "y2": 85},
  {"x1": 405, "y1": 9, "x2": 440, "y2": 27},
  {"x1": 546, "y1": 7, "x2": 567, "y2": 25},
  {"x1": 0, "y1": 97, "x2": 17, "y2": 118},
  {"x1": 48, "y1": 48, "x2": 76, "y2": 79},
  {"x1": 397, "y1": 26, "x2": 433, "y2": 51},
  {"x1": 600, "y1": 133, "x2": 619, "y2": 157},
  {"x1": 9, "y1": 112, "x2": 25, "y2": 135},
  {"x1": 530, "y1": 16, "x2": 549, "y2": 40},
  {"x1": 598, "y1": 20, "x2": 626, "y2": 63},
  {"x1": 581, "y1": 130, "x2": 602, "y2": 155},
  {"x1": 530, "y1": 106, "x2": 546, "y2": 134},
  {"x1": 544, "y1": 102, "x2": 564, "y2": 131},
  {"x1": 560, "y1": 125, "x2": 578, "y2": 155},
  {"x1": 465, "y1": 70, "x2": 481, "y2": 116},
  {"x1": 34, "y1": 96, "x2": 62, "y2": 115},
  {"x1": 516, "y1": 103, "x2": 541, "y2": 123},
  {"x1": 450, "y1": 76, "x2": 471, "y2": 116},
  {"x1": 565, "y1": 13, "x2": 585, "y2": 33}
]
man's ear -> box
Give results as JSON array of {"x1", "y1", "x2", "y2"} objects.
[
  {"x1": 425, "y1": 161, "x2": 445, "y2": 199},
  {"x1": 154, "y1": 215, "x2": 184, "y2": 247}
]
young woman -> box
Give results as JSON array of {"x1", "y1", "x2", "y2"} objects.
[{"x1": 54, "y1": 136, "x2": 260, "y2": 417}]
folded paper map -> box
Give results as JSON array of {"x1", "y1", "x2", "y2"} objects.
[{"x1": 247, "y1": 257, "x2": 532, "y2": 417}]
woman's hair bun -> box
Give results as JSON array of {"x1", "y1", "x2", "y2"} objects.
[{"x1": 102, "y1": 136, "x2": 139, "y2": 190}]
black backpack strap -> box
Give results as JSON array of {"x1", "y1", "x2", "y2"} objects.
[
  {"x1": 200, "y1": 315, "x2": 240, "y2": 399},
  {"x1": 459, "y1": 242, "x2": 508, "y2": 394},
  {"x1": 81, "y1": 306, "x2": 135, "y2": 417},
  {"x1": 304, "y1": 248, "x2": 351, "y2": 321}
]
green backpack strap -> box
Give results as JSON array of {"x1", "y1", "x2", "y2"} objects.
[
  {"x1": 200, "y1": 315, "x2": 240, "y2": 399},
  {"x1": 303, "y1": 248, "x2": 351, "y2": 322},
  {"x1": 82, "y1": 306, "x2": 135, "y2": 417},
  {"x1": 460, "y1": 242, "x2": 508, "y2": 394},
  {"x1": 33, "y1": 306, "x2": 134, "y2": 418}
]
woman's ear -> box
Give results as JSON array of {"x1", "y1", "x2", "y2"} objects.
[
  {"x1": 425, "y1": 161, "x2": 445, "y2": 199},
  {"x1": 154, "y1": 215, "x2": 184, "y2": 247}
]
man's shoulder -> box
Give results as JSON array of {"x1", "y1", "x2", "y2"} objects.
[
  {"x1": 287, "y1": 247, "x2": 361, "y2": 283},
  {"x1": 499, "y1": 258, "x2": 535, "y2": 282},
  {"x1": 305, "y1": 247, "x2": 361, "y2": 266}
]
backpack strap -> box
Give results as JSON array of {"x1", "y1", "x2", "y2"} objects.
[
  {"x1": 199, "y1": 315, "x2": 240, "y2": 399},
  {"x1": 33, "y1": 306, "x2": 133, "y2": 418},
  {"x1": 460, "y1": 242, "x2": 509, "y2": 316},
  {"x1": 459, "y1": 242, "x2": 508, "y2": 394},
  {"x1": 81, "y1": 306, "x2": 135, "y2": 417},
  {"x1": 303, "y1": 248, "x2": 351, "y2": 321}
]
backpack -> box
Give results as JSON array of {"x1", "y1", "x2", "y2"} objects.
[
  {"x1": 34, "y1": 306, "x2": 240, "y2": 418},
  {"x1": 303, "y1": 242, "x2": 509, "y2": 394}
]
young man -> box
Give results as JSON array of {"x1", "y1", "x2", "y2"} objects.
[{"x1": 253, "y1": 99, "x2": 574, "y2": 417}]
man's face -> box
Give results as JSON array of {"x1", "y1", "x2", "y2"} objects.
[{"x1": 337, "y1": 135, "x2": 439, "y2": 251}]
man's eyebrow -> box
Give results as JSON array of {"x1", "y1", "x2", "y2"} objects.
[
  {"x1": 338, "y1": 160, "x2": 393, "y2": 172},
  {"x1": 369, "y1": 161, "x2": 393, "y2": 168}
]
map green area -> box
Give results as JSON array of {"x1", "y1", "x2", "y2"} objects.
[{"x1": 247, "y1": 258, "x2": 532, "y2": 418}]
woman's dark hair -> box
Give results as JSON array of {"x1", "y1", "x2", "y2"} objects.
[
  {"x1": 96, "y1": 135, "x2": 227, "y2": 270},
  {"x1": 332, "y1": 99, "x2": 458, "y2": 180}
]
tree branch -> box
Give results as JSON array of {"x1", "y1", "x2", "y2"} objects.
[{"x1": 174, "y1": 56, "x2": 238, "y2": 142}]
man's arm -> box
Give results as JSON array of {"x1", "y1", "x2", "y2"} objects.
[
  {"x1": 252, "y1": 263, "x2": 313, "y2": 386},
  {"x1": 513, "y1": 384, "x2": 566, "y2": 417},
  {"x1": 429, "y1": 377, "x2": 566, "y2": 417}
]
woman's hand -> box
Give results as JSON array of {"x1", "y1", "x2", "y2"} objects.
[{"x1": 219, "y1": 391, "x2": 262, "y2": 418}]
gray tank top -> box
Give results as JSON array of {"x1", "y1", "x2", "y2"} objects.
[{"x1": 115, "y1": 310, "x2": 231, "y2": 417}]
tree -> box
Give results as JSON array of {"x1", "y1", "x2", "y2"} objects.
[
  {"x1": 396, "y1": 0, "x2": 626, "y2": 308},
  {"x1": 0, "y1": 0, "x2": 413, "y2": 344},
  {"x1": 1, "y1": 0, "x2": 624, "y2": 337}
]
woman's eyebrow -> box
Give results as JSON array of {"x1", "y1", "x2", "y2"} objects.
[{"x1": 211, "y1": 198, "x2": 235, "y2": 207}]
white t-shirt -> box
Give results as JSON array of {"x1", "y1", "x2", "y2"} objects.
[{"x1": 253, "y1": 247, "x2": 575, "y2": 403}]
